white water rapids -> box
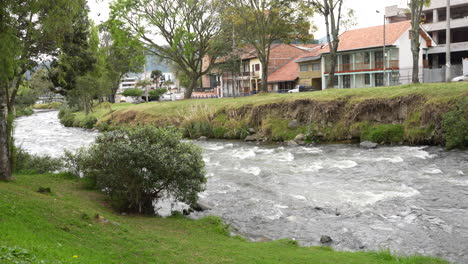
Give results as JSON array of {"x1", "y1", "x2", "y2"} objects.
[{"x1": 14, "y1": 110, "x2": 468, "y2": 263}]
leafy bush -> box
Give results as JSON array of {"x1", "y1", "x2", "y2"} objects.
[
  {"x1": 360, "y1": 124, "x2": 404, "y2": 144},
  {"x1": 149, "y1": 88, "x2": 167, "y2": 100},
  {"x1": 443, "y1": 98, "x2": 468, "y2": 149},
  {"x1": 70, "y1": 126, "x2": 206, "y2": 214},
  {"x1": 14, "y1": 148, "x2": 63, "y2": 174},
  {"x1": 15, "y1": 107, "x2": 34, "y2": 117},
  {"x1": 58, "y1": 107, "x2": 76, "y2": 127},
  {"x1": 82, "y1": 115, "x2": 97, "y2": 129},
  {"x1": 33, "y1": 102, "x2": 63, "y2": 109},
  {"x1": 121, "y1": 88, "x2": 143, "y2": 97},
  {"x1": 0, "y1": 246, "x2": 38, "y2": 264}
]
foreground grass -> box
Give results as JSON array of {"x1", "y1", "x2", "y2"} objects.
[{"x1": 0, "y1": 174, "x2": 449, "y2": 264}]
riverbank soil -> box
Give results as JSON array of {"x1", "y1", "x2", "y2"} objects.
[
  {"x1": 67, "y1": 83, "x2": 468, "y2": 149},
  {"x1": 0, "y1": 174, "x2": 449, "y2": 263}
]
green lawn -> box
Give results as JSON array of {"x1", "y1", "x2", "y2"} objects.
[
  {"x1": 103, "y1": 82, "x2": 467, "y2": 116},
  {"x1": 0, "y1": 174, "x2": 449, "y2": 264}
]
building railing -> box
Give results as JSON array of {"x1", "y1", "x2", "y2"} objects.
[
  {"x1": 325, "y1": 60, "x2": 400, "y2": 73},
  {"x1": 250, "y1": 71, "x2": 260, "y2": 78}
]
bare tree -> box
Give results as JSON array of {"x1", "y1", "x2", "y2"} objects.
[
  {"x1": 110, "y1": 0, "x2": 226, "y2": 99},
  {"x1": 409, "y1": 0, "x2": 431, "y2": 83},
  {"x1": 311, "y1": 0, "x2": 345, "y2": 89},
  {"x1": 224, "y1": 0, "x2": 312, "y2": 93}
]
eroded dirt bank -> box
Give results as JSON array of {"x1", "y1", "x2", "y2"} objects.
[{"x1": 98, "y1": 94, "x2": 466, "y2": 148}]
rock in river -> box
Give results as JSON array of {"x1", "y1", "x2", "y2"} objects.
[
  {"x1": 360, "y1": 141, "x2": 378, "y2": 149},
  {"x1": 320, "y1": 235, "x2": 333, "y2": 244}
]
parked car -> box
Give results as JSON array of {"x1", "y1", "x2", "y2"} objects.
[
  {"x1": 288, "y1": 85, "x2": 302, "y2": 93},
  {"x1": 452, "y1": 74, "x2": 468, "y2": 82},
  {"x1": 160, "y1": 92, "x2": 177, "y2": 101}
]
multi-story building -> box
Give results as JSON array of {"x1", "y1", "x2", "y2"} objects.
[
  {"x1": 320, "y1": 21, "x2": 434, "y2": 89},
  {"x1": 119, "y1": 77, "x2": 138, "y2": 91},
  {"x1": 295, "y1": 49, "x2": 323, "y2": 90},
  {"x1": 386, "y1": 1, "x2": 468, "y2": 81},
  {"x1": 203, "y1": 44, "x2": 319, "y2": 97}
]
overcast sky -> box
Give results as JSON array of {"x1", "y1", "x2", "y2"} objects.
[{"x1": 87, "y1": 0, "x2": 409, "y2": 39}]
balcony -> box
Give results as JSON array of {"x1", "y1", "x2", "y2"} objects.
[
  {"x1": 428, "y1": 41, "x2": 468, "y2": 53},
  {"x1": 250, "y1": 71, "x2": 260, "y2": 78},
  {"x1": 324, "y1": 60, "x2": 400, "y2": 74},
  {"x1": 423, "y1": 17, "x2": 468, "y2": 31}
]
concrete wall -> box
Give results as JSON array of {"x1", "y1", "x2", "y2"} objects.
[
  {"x1": 423, "y1": 0, "x2": 468, "y2": 11},
  {"x1": 395, "y1": 27, "x2": 430, "y2": 83},
  {"x1": 464, "y1": 58, "x2": 468, "y2": 74}
]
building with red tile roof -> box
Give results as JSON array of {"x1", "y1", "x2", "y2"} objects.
[
  {"x1": 202, "y1": 44, "x2": 322, "y2": 96},
  {"x1": 319, "y1": 21, "x2": 434, "y2": 89}
]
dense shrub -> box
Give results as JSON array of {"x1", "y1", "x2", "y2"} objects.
[
  {"x1": 149, "y1": 88, "x2": 167, "y2": 100},
  {"x1": 0, "y1": 246, "x2": 38, "y2": 264},
  {"x1": 82, "y1": 115, "x2": 97, "y2": 129},
  {"x1": 58, "y1": 107, "x2": 76, "y2": 127},
  {"x1": 15, "y1": 107, "x2": 34, "y2": 117},
  {"x1": 360, "y1": 124, "x2": 404, "y2": 144},
  {"x1": 14, "y1": 148, "x2": 63, "y2": 174},
  {"x1": 443, "y1": 98, "x2": 468, "y2": 149},
  {"x1": 121, "y1": 88, "x2": 143, "y2": 97},
  {"x1": 69, "y1": 126, "x2": 206, "y2": 214},
  {"x1": 33, "y1": 102, "x2": 63, "y2": 109}
]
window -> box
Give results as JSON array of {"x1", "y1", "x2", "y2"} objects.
[
  {"x1": 375, "y1": 73, "x2": 384, "y2": 87},
  {"x1": 342, "y1": 55, "x2": 351, "y2": 71},
  {"x1": 312, "y1": 63, "x2": 321, "y2": 71},
  {"x1": 333, "y1": 76, "x2": 339, "y2": 87},
  {"x1": 375, "y1": 51, "x2": 384, "y2": 69},
  {"x1": 365, "y1": 74, "x2": 370, "y2": 85},
  {"x1": 343, "y1": 75, "x2": 351, "y2": 88},
  {"x1": 255, "y1": 64, "x2": 260, "y2": 72},
  {"x1": 364, "y1": 53, "x2": 370, "y2": 64},
  {"x1": 300, "y1": 64, "x2": 309, "y2": 72}
]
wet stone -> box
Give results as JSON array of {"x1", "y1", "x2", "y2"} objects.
[
  {"x1": 320, "y1": 235, "x2": 333, "y2": 244},
  {"x1": 360, "y1": 141, "x2": 378, "y2": 149}
]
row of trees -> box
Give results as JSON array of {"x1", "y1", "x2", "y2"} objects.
[
  {"x1": 110, "y1": 0, "x2": 314, "y2": 98},
  {"x1": 0, "y1": 0, "x2": 433, "y2": 181},
  {"x1": 0, "y1": 0, "x2": 145, "y2": 181}
]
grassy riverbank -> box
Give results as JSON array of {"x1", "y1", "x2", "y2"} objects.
[
  {"x1": 0, "y1": 173, "x2": 449, "y2": 263},
  {"x1": 65, "y1": 83, "x2": 468, "y2": 148}
]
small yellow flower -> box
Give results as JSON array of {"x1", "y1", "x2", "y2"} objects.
[{"x1": 73, "y1": 255, "x2": 78, "y2": 258}]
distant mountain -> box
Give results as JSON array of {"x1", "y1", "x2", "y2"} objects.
[{"x1": 145, "y1": 54, "x2": 171, "y2": 73}]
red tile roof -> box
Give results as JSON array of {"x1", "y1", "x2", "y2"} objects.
[
  {"x1": 267, "y1": 56, "x2": 300, "y2": 83},
  {"x1": 321, "y1": 21, "x2": 412, "y2": 53},
  {"x1": 267, "y1": 46, "x2": 324, "y2": 83}
]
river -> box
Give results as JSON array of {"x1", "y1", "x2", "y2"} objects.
[{"x1": 14, "y1": 110, "x2": 468, "y2": 263}]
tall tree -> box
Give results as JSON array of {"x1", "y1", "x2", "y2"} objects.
[
  {"x1": 409, "y1": 0, "x2": 431, "y2": 83},
  {"x1": 48, "y1": 2, "x2": 96, "y2": 99},
  {"x1": 0, "y1": 0, "x2": 18, "y2": 181},
  {"x1": 101, "y1": 21, "x2": 145, "y2": 103},
  {"x1": 224, "y1": 0, "x2": 312, "y2": 92},
  {"x1": 151, "y1": 70, "x2": 163, "y2": 87},
  {"x1": 311, "y1": 0, "x2": 345, "y2": 88},
  {"x1": 110, "y1": 0, "x2": 226, "y2": 99},
  {"x1": 0, "y1": 0, "x2": 82, "y2": 181}
]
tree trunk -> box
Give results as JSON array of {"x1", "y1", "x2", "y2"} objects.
[
  {"x1": 260, "y1": 60, "x2": 269, "y2": 93},
  {"x1": 0, "y1": 85, "x2": 12, "y2": 181},
  {"x1": 184, "y1": 77, "x2": 198, "y2": 99},
  {"x1": 411, "y1": 29, "x2": 420, "y2": 84},
  {"x1": 327, "y1": 52, "x2": 338, "y2": 88}
]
